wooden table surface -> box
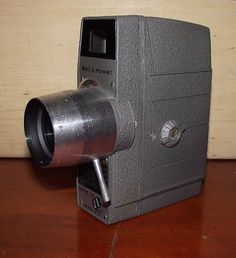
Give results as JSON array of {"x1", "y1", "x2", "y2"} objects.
[{"x1": 0, "y1": 159, "x2": 235, "y2": 258}]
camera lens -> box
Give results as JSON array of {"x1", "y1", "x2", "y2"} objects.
[
  {"x1": 24, "y1": 88, "x2": 117, "y2": 167},
  {"x1": 24, "y1": 99, "x2": 55, "y2": 166},
  {"x1": 41, "y1": 109, "x2": 54, "y2": 154},
  {"x1": 24, "y1": 87, "x2": 135, "y2": 168}
]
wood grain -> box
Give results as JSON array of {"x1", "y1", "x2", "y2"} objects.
[
  {"x1": 0, "y1": 158, "x2": 235, "y2": 257},
  {"x1": 0, "y1": 0, "x2": 235, "y2": 158}
]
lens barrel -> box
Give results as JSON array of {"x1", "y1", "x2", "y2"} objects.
[{"x1": 24, "y1": 87, "x2": 134, "y2": 167}]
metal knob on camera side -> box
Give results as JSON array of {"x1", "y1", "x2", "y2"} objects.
[
  {"x1": 160, "y1": 120, "x2": 185, "y2": 148},
  {"x1": 24, "y1": 85, "x2": 135, "y2": 204}
]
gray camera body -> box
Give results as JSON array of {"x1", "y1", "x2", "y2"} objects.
[{"x1": 76, "y1": 16, "x2": 211, "y2": 224}]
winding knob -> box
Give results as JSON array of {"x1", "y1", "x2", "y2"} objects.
[{"x1": 160, "y1": 120, "x2": 184, "y2": 148}]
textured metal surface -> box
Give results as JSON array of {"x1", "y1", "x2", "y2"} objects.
[
  {"x1": 146, "y1": 18, "x2": 211, "y2": 74},
  {"x1": 139, "y1": 181, "x2": 202, "y2": 215},
  {"x1": 143, "y1": 155, "x2": 206, "y2": 197},
  {"x1": 145, "y1": 72, "x2": 211, "y2": 102},
  {"x1": 110, "y1": 100, "x2": 135, "y2": 151},
  {"x1": 77, "y1": 16, "x2": 211, "y2": 224},
  {"x1": 112, "y1": 16, "x2": 144, "y2": 209}
]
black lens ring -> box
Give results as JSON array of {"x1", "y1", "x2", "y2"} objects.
[{"x1": 24, "y1": 99, "x2": 54, "y2": 167}]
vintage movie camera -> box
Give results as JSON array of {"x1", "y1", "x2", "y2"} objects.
[{"x1": 24, "y1": 16, "x2": 211, "y2": 224}]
